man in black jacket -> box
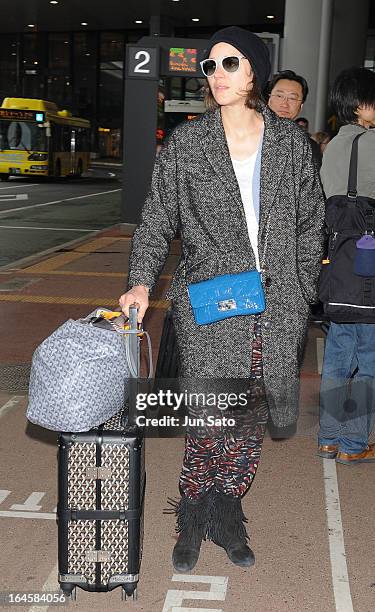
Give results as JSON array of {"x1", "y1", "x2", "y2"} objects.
[
  {"x1": 266, "y1": 70, "x2": 322, "y2": 168},
  {"x1": 317, "y1": 67, "x2": 375, "y2": 465}
]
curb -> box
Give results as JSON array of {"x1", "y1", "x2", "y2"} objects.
[
  {"x1": 0, "y1": 223, "x2": 136, "y2": 273},
  {"x1": 91, "y1": 161, "x2": 122, "y2": 168}
]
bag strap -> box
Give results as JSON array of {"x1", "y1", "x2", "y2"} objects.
[
  {"x1": 123, "y1": 329, "x2": 153, "y2": 379},
  {"x1": 347, "y1": 131, "x2": 367, "y2": 199},
  {"x1": 84, "y1": 306, "x2": 153, "y2": 379},
  {"x1": 114, "y1": 305, "x2": 153, "y2": 379}
]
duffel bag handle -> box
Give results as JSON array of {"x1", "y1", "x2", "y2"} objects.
[
  {"x1": 81, "y1": 306, "x2": 153, "y2": 379},
  {"x1": 117, "y1": 304, "x2": 153, "y2": 380}
]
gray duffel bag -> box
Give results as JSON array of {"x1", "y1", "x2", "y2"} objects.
[{"x1": 27, "y1": 307, "x2": 152, "y2": 432}]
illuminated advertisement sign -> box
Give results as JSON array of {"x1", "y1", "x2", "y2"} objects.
[
  {"x1": 169, "y1": 48, "x2": 197, "y2": 73},
  {"x1": 0, "y1": 109, "x2": 45, "y2": 122}
]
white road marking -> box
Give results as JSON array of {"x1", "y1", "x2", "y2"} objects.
[
  {"x1": 169, "y1": 609, "x2": 222, "y2": 612},
  {"x1": 0, "y1": 225, "x2": 99, "y2": 232},
  {"x1": 323, "y1": 459, "x2": 354, "y2": 612},
  {"x1": 0, "y1": 183, "x2": 37, "y2": 190},
  {"x1": 316, "y1": 337, "x2": 325, "y2": 375},
  {"x1": 11, "y1": 492, "x2": 46, "y2": 512},
  {"x1": 28, "y1": 564, "x2": 59, "y2": 612},
  {"x1": 0, "y1": 510, "x2": 55, "y2": 520},
  {"x1": 0, "y1": 193, "x2": 28, "y2": 202},
  {"x1": 0, "y1": 490, "x2": 11, "y2": 504},
  {"x1": 0, "y1": 188, "x2": 121, "y2": 215},
  {"x1": 0, "y1": 489, "x2": 54, "y2": 519},
  {"x1": 163, "y1": 575, "x2": 228, "y2": 612},
  {"x1": 0, "y1": 395, "x2": 23, "y2": 418}
]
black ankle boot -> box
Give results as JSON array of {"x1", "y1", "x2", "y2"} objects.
[
  {"x1": 166, "y1": 492, "x2": 211, "y2": 572},
  {"x1": 208, "y1": 492, "x2": 255, "y2": 567}
]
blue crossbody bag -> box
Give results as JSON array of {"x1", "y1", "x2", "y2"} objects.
[
  {"x1": 188, "y1": 269, "x2": 265, "y2": 325},
  {"x1": 188, "y1": 135, "x2": 268, "y2": 325}
]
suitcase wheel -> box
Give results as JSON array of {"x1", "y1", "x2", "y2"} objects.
[
  {"x1": 122, "y1": 585, "x2": 137, "y2": 600},
  {"x1": 60, "y1": 584, "x2": 76, "y2": 600},
  {"x1": 59, "y1": 585, "x2": 77, "y2": 601}
]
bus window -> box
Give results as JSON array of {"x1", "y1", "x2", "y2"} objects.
[
  {"x1": 62, "y1": 126, "x2": 71, "y2": 152},
  {"x1": 7, "y1": 122, "x2": 32, "y2": 150},
  {"x1": 51, "y1": 124, "x2": 62, "y2": 152},
  {"x1": 0, "y1": 120, "x2": 47, "y2": 152},
  {"x1": 76, "y1": 127, "x2": 90, "y2": 151}
]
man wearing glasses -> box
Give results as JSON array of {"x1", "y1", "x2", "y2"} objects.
[{"x1": 267, "y1": 69, "x2": 322, "y2": 167}]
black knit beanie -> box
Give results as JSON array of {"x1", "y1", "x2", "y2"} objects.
[{"x1": 201, "y1": 26, "x2": 271, "y2": 88}]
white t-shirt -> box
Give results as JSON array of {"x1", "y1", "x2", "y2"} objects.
[{"x1": 231, "y1": 151, "x2": 260, "y2": 270}]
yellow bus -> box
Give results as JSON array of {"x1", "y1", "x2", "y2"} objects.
[{"x1": 0, "y1": 98, "x2": 91, "y2": 180}]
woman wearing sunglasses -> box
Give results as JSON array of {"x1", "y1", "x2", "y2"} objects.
[{"x1": 119, "y1": 27, "x2": 324, "y2": 571}]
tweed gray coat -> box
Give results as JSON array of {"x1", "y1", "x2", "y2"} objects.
[{"x1": 128, "y1": 106, "x2": 325, "y2": 427}]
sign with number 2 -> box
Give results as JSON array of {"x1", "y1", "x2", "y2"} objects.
[{"x1": 127, "y1": 46, "x2": 159, "y2": 80}]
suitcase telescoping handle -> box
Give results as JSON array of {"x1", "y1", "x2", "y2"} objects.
[
  {"x1": 128, "y1": 303, "x2": 138, "y2": 333},
  {"x1": 127, "y1": 304, "x2": 140, "y2": 378},
  {"x1": 124, "y1": 304, "x2": 153, "y2": 379}
]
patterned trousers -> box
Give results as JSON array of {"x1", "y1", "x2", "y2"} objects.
[{"x1": 179, "y1": 319, "x2": 269, "y2": 499}]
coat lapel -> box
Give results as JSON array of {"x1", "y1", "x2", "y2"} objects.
[
  {"x1": 201, "y1": 107, "x2": 291, "y2": 260},
  {"x1": 202, "y1": 109, "x2": 246, "y2": 223}
]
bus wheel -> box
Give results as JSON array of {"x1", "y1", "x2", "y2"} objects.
[
  {"x1": 0, "y1": 173, "x2": 9, "y2": 181},
  {"x1": 55, "y1": 160, "x2": 61, "y2": 177},
  {"x1": 76, "y1": 160, "x2": 83, "y2": 178}
]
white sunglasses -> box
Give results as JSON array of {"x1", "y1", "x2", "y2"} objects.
[{"x1": 200, "y1": 55, "x2": 246, "y2": 77}]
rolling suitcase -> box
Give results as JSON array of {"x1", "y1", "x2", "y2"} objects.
[{"x1": 57, "y1": 306, "x2": 146, "y2": 601}]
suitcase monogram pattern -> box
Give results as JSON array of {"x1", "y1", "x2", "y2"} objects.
[{"x1": 58, "y1": 418, "x2": 145, "y2": 598}]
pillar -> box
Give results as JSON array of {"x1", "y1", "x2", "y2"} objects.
[
  {"x1": 282, "y1": 0, "x2": 369, "y2": 131},
  {"x1": 329, "y1": 0, "x2": 370, "y2": 82}
]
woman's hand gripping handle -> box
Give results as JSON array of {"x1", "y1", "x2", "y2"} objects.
[{"x1": 118, "y1": 285, "x2": 150, "y2": 323}]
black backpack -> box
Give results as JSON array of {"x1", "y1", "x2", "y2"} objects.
[{"x1": 319, "y1": 131, "x2": 375, "y2": 323}]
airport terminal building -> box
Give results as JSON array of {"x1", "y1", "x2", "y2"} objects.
[{"x1": 0, "y1": 0, "x2": 374, "y2": 159}]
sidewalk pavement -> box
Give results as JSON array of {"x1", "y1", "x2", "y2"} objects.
[
  {"x1": 0, "y1": 220, "x2": 322, "y2": 398},
  {"x1": 0, "y1": 224, "x2": 180, "y2": 393}
]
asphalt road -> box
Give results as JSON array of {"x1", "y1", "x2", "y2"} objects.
[{"x1": 0, "y1": 164, "x2": 122, "y2": 268}]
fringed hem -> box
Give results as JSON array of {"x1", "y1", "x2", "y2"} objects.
[
  {"x1": 208, "y1": 491, "x2": 250, "y2": 545},
  {"x1": 164, "y1": 491, "x2": 214, "y2": 538}
]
